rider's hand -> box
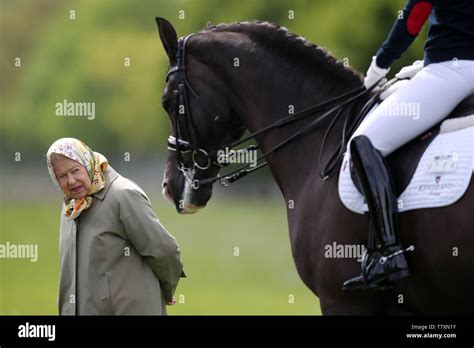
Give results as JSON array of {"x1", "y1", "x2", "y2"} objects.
[
  {"x1": 166, "y1": 297, "x2": 177, "y2": 306},
  {"x1": 395, "y1": 60, "x2": 424, "y2": 80},
  {"x1": 364, "y1": 56, "x2": 390, "y2": 89}
]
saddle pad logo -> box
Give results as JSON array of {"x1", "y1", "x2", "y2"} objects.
[{"x1": 427, "y1": 154, "x2": 458, "y2": 173}]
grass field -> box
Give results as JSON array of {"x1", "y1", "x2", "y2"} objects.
[{"x1": 0, "y1": 197, "x2": 321, "y2": 315}]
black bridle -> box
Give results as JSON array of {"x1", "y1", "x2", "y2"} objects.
[
  {"x1": 165, "y1": 34, "x2": 384, "y2": 190},
  {"x1": 166, "y1": 35, "x2": 211, "y2": 167}
]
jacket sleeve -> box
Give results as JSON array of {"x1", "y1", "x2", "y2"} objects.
[
  {"x1": 376, "y1": 0, "x2": 433, "y2": 69},
  {"x1": 118, "y1": 187, "x2": 184, "y2": 302}
]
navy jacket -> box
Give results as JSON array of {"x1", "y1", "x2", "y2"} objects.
[{"x1": 376, "y1": 0, "x2": 474, "y2": 68}]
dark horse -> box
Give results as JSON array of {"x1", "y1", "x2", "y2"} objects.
[{"x1": 156, "y1": 18, "x2": 474, "y2": 314}]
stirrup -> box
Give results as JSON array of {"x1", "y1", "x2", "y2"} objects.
[{"x1": 343, "y1": 245, "x2": 414, "y2": 290}]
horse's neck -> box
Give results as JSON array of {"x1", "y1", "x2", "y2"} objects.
[{"x1": 228, "y1": 60, "x2": 365, "y2": 199}]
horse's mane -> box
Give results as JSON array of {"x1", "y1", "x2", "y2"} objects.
[{"x1": 201, "y1": 21, "x2": 363, "y2": 87}]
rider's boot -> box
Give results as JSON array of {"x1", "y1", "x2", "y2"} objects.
[{"x1": 343, "y1": 135, "x2": 413, "y2": 290}]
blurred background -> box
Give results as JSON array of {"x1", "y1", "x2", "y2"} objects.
[{"x1": 0, "y1": 0, "x2": 424, "y2": 315}]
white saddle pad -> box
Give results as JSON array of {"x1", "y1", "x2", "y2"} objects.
[{"x1": 338, "y1": 118, "x2": 474, "y2": 214}]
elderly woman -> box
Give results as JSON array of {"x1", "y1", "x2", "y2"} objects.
[{"x1": 47, "y1": 137, "x2": 184, "y2": 315}]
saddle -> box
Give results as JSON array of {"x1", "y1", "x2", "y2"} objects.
[
  {"x1": 340, "y1": 94, "x2": 474, "y2": 213},
  {"x1": 384, "y1": 94, "x2": 474, "y2": 196}
]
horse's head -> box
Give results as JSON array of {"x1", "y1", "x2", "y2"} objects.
[{"x1": 156, "y1": 17, "x2": 246, "y2": 214}]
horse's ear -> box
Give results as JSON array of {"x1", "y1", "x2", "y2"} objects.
[{"x1": 155, "y1": 17, "x2": 178, "y2": 64}]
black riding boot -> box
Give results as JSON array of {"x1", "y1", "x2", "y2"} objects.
[{"x1": 343, "y1": 135, "x2": 413, "y2": 290}]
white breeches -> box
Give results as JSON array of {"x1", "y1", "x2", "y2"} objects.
[{"x1": 349, "y1": 60, "x2": 474, "y2": 157}]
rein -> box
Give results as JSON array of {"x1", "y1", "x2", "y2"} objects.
[{"x1": 166, "y1": 34, "x2": 384, "y2": 189}]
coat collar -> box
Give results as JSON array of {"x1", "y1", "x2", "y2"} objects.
[{"x1": 94, "y1": 165, "x2": 119, "y2": 200}]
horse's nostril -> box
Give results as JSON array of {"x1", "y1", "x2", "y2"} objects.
[{"x1": 162, "y1": 180, "x2": 173, "y2": 203}]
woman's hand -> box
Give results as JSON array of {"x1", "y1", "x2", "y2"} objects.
[
  {"x1": 395, "y1": 60, "x2": 424, "y2": 80},
  {"x1": 167, "y1": 297, "x2": 177, "y2": 305},
  {"x1": 364, "y1": 56, "x2": 390, "y2": 89}
]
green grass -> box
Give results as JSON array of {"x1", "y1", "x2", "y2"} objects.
[{"x1": 0, "y1": 198, "x2": 321, "y2": 315}]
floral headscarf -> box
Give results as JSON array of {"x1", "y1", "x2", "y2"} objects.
[{"x1": 47, "y1": 138, "x2": 109, "y2": 219}]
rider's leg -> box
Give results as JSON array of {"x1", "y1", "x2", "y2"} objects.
[
  {"x1": 343, "y1": 60, "x2": 474, "y2": 290},
  {"x1": 344, "y1": 135, "x2": 410, "y2": 289},
  {"x1": 352, "y1": 60, "x2": 474, "y2": 157}
]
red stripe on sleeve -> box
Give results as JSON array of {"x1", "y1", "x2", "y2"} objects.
[{"x1": 407, "y1": 2, "x2": 433, "y2": 35}]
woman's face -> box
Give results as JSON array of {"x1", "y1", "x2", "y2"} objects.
[{"x1": 52, "y1": 155, "x2": 92, "y2": 199}]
